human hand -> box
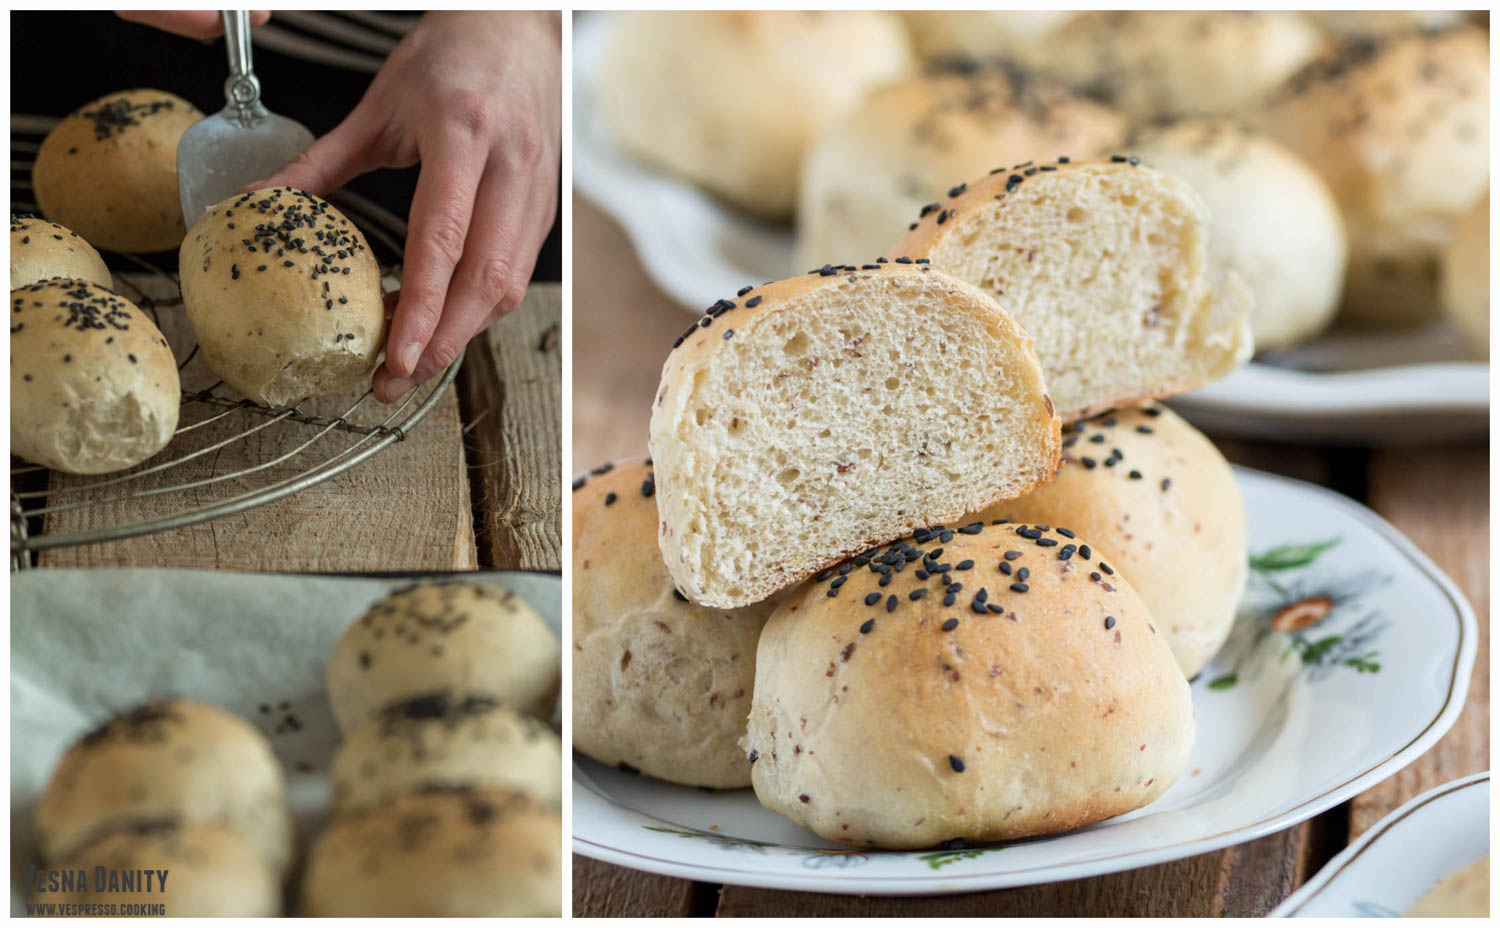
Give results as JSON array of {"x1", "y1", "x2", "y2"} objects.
[
  {"x1": 246, "y1": 11, "x2": 562, "y2": 403},
  {"x1": 115, "y1": 10, "x2": 270, "y2": 39}
]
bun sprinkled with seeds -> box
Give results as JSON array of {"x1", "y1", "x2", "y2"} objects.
[
  {"x1": 32, "y1": 89, "x2": 204, "y2": 253},
  {"x1": 35, "y1": 699, "x2": 294, "y2": 876},
  {"x1": 326, "y1": 581, "x2": 560, "y2": 734},
  {"x1": 573, "y1": 457, "x2": 780, "y2": 788},
  {"x1": 11, "y1": 278, "x2": 180, "y2": 474},
  {"x1": 649, "y1": 262, "x2": 1060, "y2": 609},
  {"x1": 45, "y1": 823, "x2": 280, "y2": 917},
  {"x1": 970, "y1": 402, "x2": 1247, "y2": 678},
  {"x1": 745, "y1": 519, "x2": 1193, "y2": 849},
  {"x1": 797, "y1": 65, "x2": 1124, "y2": 270},
  {"x1": 301, "y1": 786, "x2": 561, "y2": 917},
  {"x1": 331, "y1": 689, "x2": 561, "y2": 817},
  {"x1": 595, "y1": 10, "x2": 914, "y2": 220},
  {"x1": 890, "y1": 158, "x2": 1253, "y2": 421},
  {"x1": 10, "y1": 216, "x2": 112, "y2": 290},
  {"x1": 179, "y1": 187, "x2": 386, "y2": 406},
  {"x1": 1258, "y1": 27, "x2": 1489, "y2": 327}
]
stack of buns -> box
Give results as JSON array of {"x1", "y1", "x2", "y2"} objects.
[
  {"x1": 576, "y1": 160, "x2": 1265, "y2": 849},
  {"x1": 33, "y1": 700, "x2": 291, "y2": 916},
  {"x1": 306, "y1": 581, "x2": 561, "y2": 917},
  {"x1": 597, "y1": 11, "x2": 1490, "y2": 351}
]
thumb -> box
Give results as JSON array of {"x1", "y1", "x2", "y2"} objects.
[{"x1": 239, "y1": 109, "x2": 380, "y2": 196}]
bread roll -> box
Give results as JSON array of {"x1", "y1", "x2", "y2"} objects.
[
  {"x1": 797, "y1": 65, "x2": 1124, "y2": 269},
  {"x1": 595, "y1": 11, "x2": 914, "y2": 220},
  {"x1": 970, "y1": 402, "x2": 1246, "y2": 678},
  {"x1": 10, "y1": 216, "x2": 112, "y2": 290},
  {"x1": 891, "y1": 158, "x2": 1253, "y2": 421},
  {"x1": 301, "y1": 787, "x2": 560, "y2": 917},
  {"x1": 326, "y1": 581, "x2": 560, "y2": 733},
  {"x1": 1259, "y1": 28, "x2": 1489, "y2": 327},
  {"x1": 44, "y1": 823, "x2": 280, "y2": 917},
  {"x1": 648, "y1": 263, "x2": 1061, "y2": 609},
  {"x1": 331, "y1": 690, "x2": 561, "y2": 817},
  {"x1": 35, "y1": 700, "x2": 293, "y2": 876},
  {"x1": 1441, "y1": 192, "x2": 1489, "y2": 359},
  {"x1": 1128, "y1": 120, "x2": 1347, "y2": 350},
  {"x1": 179, "y1": 187, "x2": 385, "y2": 406},
  {"x1": 1034, "y1": 12, "x2": 1324, "y2": 119},
  {"x1": 32, "y1": 89, "x2": 203, "y2": 253},
  {"x1": 573, "y1": 457, "x2": 778, "y2": 788},
  {"x1": 11, "y1": 278, "x2": 179, "y2": 474},
  {"x1": 899, "y1": 11, "x2": 1078, "y2": 65},
  {"x1": 1308, "y1": 11, "x2": 1467, "y2": 38},
  {"x1": 746, "y1": 520, "x2": 1194, "y2": 849}
]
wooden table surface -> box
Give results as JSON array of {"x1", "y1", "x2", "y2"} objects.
[
  {"x1": 571, "y1": 194, "x2": 1489, "y2": 917},
  {"x1": 28, "y1": 282, "x2": 561, "y2": 575}
]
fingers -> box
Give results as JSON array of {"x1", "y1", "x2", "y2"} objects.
[
  {"x1": 240, "y1": 109, "x2": 382, "y2": 197},
  {"x1": 406, "y1": 147, "x2": 557, "y2": 387},
  {"x1": 382, "y1": 134, "x2": 487, "y2": 380},
  {"x1": 116, "y1": 10, "x2": 269, "y2": 39}
]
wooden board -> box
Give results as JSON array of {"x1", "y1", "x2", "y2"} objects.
[
  {"x1": 33, "y1": 271, "x2": 476, "y2": 572},
  {"x1": 457, "y1": 283, "x2": 562, "y2": 572}
]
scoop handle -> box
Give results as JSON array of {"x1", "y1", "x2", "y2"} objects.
[{"x1": 222, "y1": 10, "x2": 262, "y2": 110}]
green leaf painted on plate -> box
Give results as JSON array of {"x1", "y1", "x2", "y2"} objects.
[
  {"x1": 1249, "y1": 537, "x2": 1340, "y2": 572},
  {"x1": 917, "y1": 846, "x2": 1003, "y2": 870},
  {"x1": 1345, "y1": 652, "x2": 1382, "y2": 673},
  {"x1": 1207, "y1": 674, "x2": 1238, "y2": 691},
  {"x1": 642, "y1": 825, "x2": 774, "y2": 848}
]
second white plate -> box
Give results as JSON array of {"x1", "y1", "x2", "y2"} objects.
[{"x1": 573, "y1": 467, "x2": 1477, "y2": 895}]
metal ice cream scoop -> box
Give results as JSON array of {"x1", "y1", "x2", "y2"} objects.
[{"x1": 177, "y1": 10, "x2": 315, "y2": 226}]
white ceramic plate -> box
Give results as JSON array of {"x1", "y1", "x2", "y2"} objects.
[
  {"x1": 573, "y1": 12, "x2": 1489, "y2": 445},
  {"x1": 572, "y1": 467, "x2": 1476, "y2": 895},
  {"x1": 1272, "y1": 772, "x2": 1489, "y2": 917}
]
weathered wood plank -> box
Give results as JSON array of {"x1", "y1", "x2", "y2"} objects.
[
  {"x1": 573, "y1": 857, "x2": 704, "y2": 918},
  {"x1": 459, "y1": 283, "x2": 562, "y2": 571}
]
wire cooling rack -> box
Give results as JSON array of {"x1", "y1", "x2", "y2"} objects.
[{"x1": 11, "y1": 115, "x2": 459, "y2": 568}]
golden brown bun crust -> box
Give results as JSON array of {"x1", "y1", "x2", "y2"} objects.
[
  {"x1": 1258, "y1": 27, "x2": 1489, "y2": 327},
  {"x1": 572, "y1": 457, "x2": 776, "y2": 788},
  {"x1": 747, "y1": 520, "x2": 1194, "y2": 849},
  {"x1": 301, "y1": 787, "x2": 561, "y2": 917},
  {"x1": 330, "y1": 690, "x2": 562, "y2": 816},
  {"x1": 34, "y1": 700, "x2": 293, "y2": 875},
  {"x1": 33, "y1": 90, "x2": 203, "y2": 253},
  {"x1": 10, "y1": 216, "x2": 113, "y2": 290},
  {"x1": 45, "y1": 823, "x2": 280, "y2": 917},
  {"x1": 326, "y1": 581, "x2": 561, "y2": 733},
  {"x1": 649, "y1": 263, "x2": 1062, "y2": 608},
  {"x1": 179, "y1": 186, "x2": 386, "y2": 406},
  {"x1": 971, "y1": 402, "x2": 1247, "y2": 678},
  {"x1": 10, "y1": 278, "x2": 180, "y2": 474}
]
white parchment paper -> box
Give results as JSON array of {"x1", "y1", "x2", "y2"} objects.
[{"x1": 10, "y1": 568, "x2": 560, "y2": 915}]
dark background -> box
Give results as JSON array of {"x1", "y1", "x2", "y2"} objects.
[{"x1": 10, "y1": 11, "x2": 561, "y2": 281}]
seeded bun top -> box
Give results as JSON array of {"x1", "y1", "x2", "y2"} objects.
[
  {"x1": 32, "y1": 89, "x2": 204, "y2": 253},
  {"x1": 326, "y1": 581, "x2": 561, "y2": 733},
  {"x1": 301, "y1": 786, "x2": 561, "y2": 917},
  {"x1": 10, "y1": 216, "x2": 113, "y2": 290},
  {"x1": 35, "y1": 699, "x2": 294, "y2": 875},
  {"x1": 331, "y1": 690, "x2": 562, "y2": 816},
  {"x1": 46, "y1": 823, "x2": 281, "y2": 917},
  {"x1": 974, "y1": 402, "x2": 1247, "y2": 678},
  {"x1": 746, "y1": 518, "x2": 1195, "y2": 849},
  {"x1": 10, "y1": 278, "x2": 180, "y2": 475},
  {"x1": 179, "y1": 186, "x2": 387, "y2": 406}
]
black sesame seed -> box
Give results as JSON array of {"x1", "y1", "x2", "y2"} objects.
[
  {"x1": 864, "y1": 593, "x2": 880, "y2": 606},
  {"x1": 1105, "y1": 616, "x2": 1116, "y2": 630},
  {"x1": 604, "y1": 492, "x2": 617, "y2": 506},
  {"x1": 1003, "y1": 550, "x2": 1021, "y2": 560},
  {"x1": 746, "y1": 296, "x2": 762, "y2": 307},
  {"x1": 1161, "y1": 478, "x2": 1172, "y2": 491},
  {"x1": 1010, "y1": 582, "x2": 1029, "y2": 593},
  {"x1": 860, "y1": 619, "x2": 875, "y2": 634},
  {"x1": 1056, "y1": 527, "x2": 1075, "y2": 538},
  {"x1": 948, "y1": 755, "x2": 965, "y2": 772},
  {"x1": 1016, "y1": 568, "x2": 1029, "y2": 581},
  {"x1": 1129, "y1": 470, "x2": 1142, "y2": 479},
  {"x1": 999, "y1": 562, "x2": 1011, "y2": 575},
  {"x1": 1100, "y1": 563, "x2": 1114, "y2": 575},
  {"x1": 1036, "y1": 538, "x2": 1058, "y2": 547},
  {"x1": 941, "y1": 618, "x2": 959, "y2": 631},
  {"x1": 886, "y1": 595, "x2": 898, "y2": 613},
  {"x1": 1090, "y1": 572, "x2": 1102, "y2": 582}
]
